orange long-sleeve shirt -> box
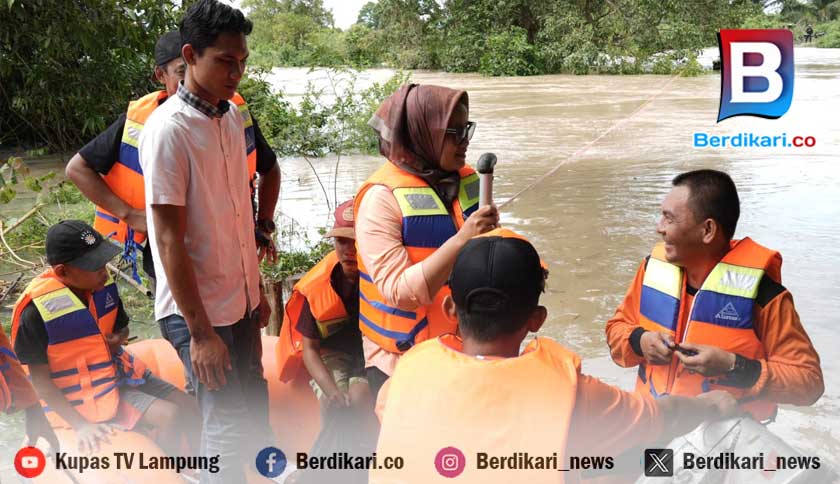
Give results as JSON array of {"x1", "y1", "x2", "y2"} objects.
[
  {"x1": 605, "y1": 258, "x2": 824, "y2": 406},
  {"x1": 0, "y1": 325, "x2": 40, "y2": 413}
]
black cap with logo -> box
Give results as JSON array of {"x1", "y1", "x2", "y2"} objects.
[{"x1": 46, "y1": 220, "x2": 120, "y2": 271}]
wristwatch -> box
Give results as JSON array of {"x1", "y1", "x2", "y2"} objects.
[{"x1": 256, "y1": 218, "x2": 276, "y2": 234}]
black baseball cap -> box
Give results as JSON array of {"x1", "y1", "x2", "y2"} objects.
[
  {"x1": 154, "y1": 31, "x2": 182, "y2": 67},
  {"x1": 449, "y1": 228, "x2": 547, "y2": 318},
  {"x1": 46, "y1": 220, "x2": 120, "y2": 271}
]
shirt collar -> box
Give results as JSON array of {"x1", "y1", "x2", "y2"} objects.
[{"x1": 176, "y1": 81, "x2": 230, "y2": 119}]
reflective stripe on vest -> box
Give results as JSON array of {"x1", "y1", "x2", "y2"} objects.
[
  {"x1": 354, "y1": 162, "x2": 479, "y2": 353},
  {"x1": 636, "y1": 238, "x2": 780, "y2": 421},
  {"x1": 276, "y1": 251, "x2": 349, "y2": 382},
  {"x1": 373, "y1": 335, "x2": 579, "y2": 484},
  {"x1": 93, "y1": 90, "x2": 258, "y2": 246},
  {"x1": 10, "y1": 270, "x2": 147, "y2": 426}
]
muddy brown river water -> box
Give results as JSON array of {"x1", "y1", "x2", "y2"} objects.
[{"x1": 275, "y1": 48, "x2": 840, "y2": 468}]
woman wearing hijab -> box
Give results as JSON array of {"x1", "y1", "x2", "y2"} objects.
[{"x1": 354, "y1": 84, "x2": 500, "y2": 394}]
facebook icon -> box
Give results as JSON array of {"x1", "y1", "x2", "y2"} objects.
[{"x1": 256, "y1": 446, "x2": 287, "y2": 478}]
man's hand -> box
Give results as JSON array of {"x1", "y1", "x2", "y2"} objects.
[
  {"x1": 675, "y1": 343, "x2": 736, "y2": 376},
  {"x1": 696, "y1": 390, "x2": 740, "y2": 419},
  {"x1": 191, "y1": 331, "x2": 231, "y2": 391},
  {"x1": 257, "y1": 232, "x2": 278, "y2": 264},
  {"x1": 76, "y1": 422, "x2": 123, "y2": 455},
  {"x1": 258, "y1": 289, "x2": 271, "y2": 328},
  {"x1": 124, "y1": 208, "x2": 147, "y2": 234},
  {"x1": 640, "y1": 331, "x2": 675, "y2": 365},
  {"x1": 103, "y1": 331, "x2": 127, "y2": 355},
  {"x1": 24, "y1": 405, "x2": 60, "y2": 455},
  {"x1": 326, "y1": 390, "x2": 351, "y2": 408}
]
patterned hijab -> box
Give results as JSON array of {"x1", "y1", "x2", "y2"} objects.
[{"x1": 368, "y1": 84, "x2": 469, "y2": 204}]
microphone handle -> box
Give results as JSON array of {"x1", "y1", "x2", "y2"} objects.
[{"x1": 479, "y1": 173, "x2": 493, "y2": 207}]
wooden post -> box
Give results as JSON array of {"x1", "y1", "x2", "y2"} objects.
[{"x1": 263, "y1": 273, "x2": 304, "y2": 336}]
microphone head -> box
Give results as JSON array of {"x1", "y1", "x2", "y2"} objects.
[{"x1": 476, "y1": 153, "x2": 497, "y2": 174}]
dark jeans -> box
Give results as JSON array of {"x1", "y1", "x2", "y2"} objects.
[{"x1": 159, "y1": 312, "x2": 272, "y2": 484}]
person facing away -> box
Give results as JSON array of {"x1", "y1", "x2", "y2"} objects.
[
  {"x1": 373, "y1": 228, "x2": 739, "y2": 484},
  {"x1": 605, "y1": 169, "x2": 823, "y2": 422},
  {"x1": 10, "y1": 220, "x2": 199, "y2": 456},
  {"x1": 138, "y1": 1, "x2": 273, "y2": 481},
  {"x1": 355, "y1": 84, "x2": 500, "y2": 396},
  {"x1": 65, "y1": 30, "x2": 281, "y2": 282}
]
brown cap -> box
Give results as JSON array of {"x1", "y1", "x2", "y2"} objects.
[{"x1": 325, "y1": 199, "x2": 355, "y2": 239}]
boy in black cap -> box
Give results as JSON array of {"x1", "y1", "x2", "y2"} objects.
[
  {"x1": 10, "y1": 220, "x2": 198, "y2": 456},
  {"x1": 373, "y1": 228, "x2": 740, "y2": 483}
]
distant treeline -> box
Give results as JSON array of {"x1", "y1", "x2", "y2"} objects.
[
  {"x1": 245, "y1": 0, "x2": 840, "y2": 75},
  {"x1": 2, "y1": 0, "x2": 839, "y2": 153}
]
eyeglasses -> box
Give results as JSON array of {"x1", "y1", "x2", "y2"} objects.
[{"x1": 445, "y1": 121, "x2": 476, "y2": 145}]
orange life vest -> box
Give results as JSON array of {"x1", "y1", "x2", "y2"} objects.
[
  {"x1": 93, "y1": 90, "x2": 258, "y2": 247},
  {"x1": 635, "y1": 238, "x2": 782, "y2": 421},
  {"x1": 276, "y1": 251, "x2": 349, "y2": 382},
  {"x1": 0, "y1": 328, "x2": 15, "y2": 412},
  {"x1": 354, "y1": 161, "x2": 480, "y2": 353},
  {"x1": 373, "y1": 335, "x2": 580, "y2": 484},
  {"x1": 10, "y1": 270, "x2": 147, "y2": 427}
]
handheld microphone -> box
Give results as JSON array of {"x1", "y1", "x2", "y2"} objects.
[{"x1": 476, "y1": 153, "x2": 497, "y2": 207}]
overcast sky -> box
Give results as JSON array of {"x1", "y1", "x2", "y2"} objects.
[{"x1": 228, "y1": 0, "x2": 369, "y2": 30}]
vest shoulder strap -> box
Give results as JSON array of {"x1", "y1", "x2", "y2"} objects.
[
  {"x1": 296, "y1": 251, "x2": 347, "y2": 322},
  {"x1": 126, "y1": 90, "x2": 167, "y2": 124}
]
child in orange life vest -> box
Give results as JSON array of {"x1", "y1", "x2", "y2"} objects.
[
  {"x1": 280, "y1": 201, "x2": 375, "y2": 484},
  {"x1": 11, "y1": 220, "x2": 199, "y2": 456},
  {"x1": 373, "y1": 228, "x2": 740, "y2": 484},
  {"x1": 279, "y1": 200, "x2": 373, "y2": 414}
]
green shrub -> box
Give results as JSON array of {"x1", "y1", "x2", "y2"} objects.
[
  {"x1": 816, "y1": 20, "x2": 840, "y2": 48},
  {"x1": 479, "y1": 27, "x2": 539, "y2": 76},
  {"x1": 0, "y1": 0, "x2": 179, "y2": 151}
]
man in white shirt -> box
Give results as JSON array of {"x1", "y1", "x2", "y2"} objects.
[{"x1": 138, "y1": 1, "x2": 271, "y2": 481}]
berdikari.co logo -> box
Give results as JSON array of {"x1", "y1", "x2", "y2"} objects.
[{"x1": 717, "y1": 29, "x2": 794, "y2": 122}]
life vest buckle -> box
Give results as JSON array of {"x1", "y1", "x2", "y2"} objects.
[{"x1": 396, "y1": 340, "x2": 413, "y2": 352}]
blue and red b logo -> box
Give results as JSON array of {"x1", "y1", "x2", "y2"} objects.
[{"x1": 717, "y1": 29, "x2": 794, "y2": 122}]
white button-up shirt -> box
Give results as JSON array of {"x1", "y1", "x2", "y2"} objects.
[{"x1": 139, "y1": 93, "x2": 260, "y2": 326}]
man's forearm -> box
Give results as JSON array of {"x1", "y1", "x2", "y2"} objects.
[
  {"x1": 256, "y1": 164, "x2": 280, "y2": 222},
  {"x1": 156, "y1": 236, "x2": 214, "y2": 340},
  {"x1": 657, "y1": 395, "x2": 716, "y2": 440},
  {"x1": 30, "y1": 368, "x2": 88, "y2": 429},
  {"x1": 152, "y1": 204, "x2": 214, "y2": 341},
  {"x1": 302, "y1": 343, "x2": 340, "y2": 398},
  {"x1": 66, "y1": 154, "x2": 134, "y2": 220}
]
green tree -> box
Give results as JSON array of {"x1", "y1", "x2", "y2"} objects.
[
  {"x1": 357, "y1": 1, "x2": 382, "y2": 28},
  {"x1": 244, "y1": 0, "x2": 340, "y2": 66},
  {"x1": 0, "y1": 0, "x2": 179, "y2": 151}
]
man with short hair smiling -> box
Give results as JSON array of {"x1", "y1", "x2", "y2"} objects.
[
  {"x1": 606, "y1": 169, "x2": 823, "y2": 421},
  {"x1": 138, "y1": 0, "x2": 272, "y2": 481}
]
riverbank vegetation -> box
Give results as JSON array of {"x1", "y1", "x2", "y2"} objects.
[{"x1": 244, "y1": 0, "x2": 840, "y2": 75}]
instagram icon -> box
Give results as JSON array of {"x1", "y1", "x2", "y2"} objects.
[{"x1": 435, "y1": 446, "x2": 466, "y2": 478}]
